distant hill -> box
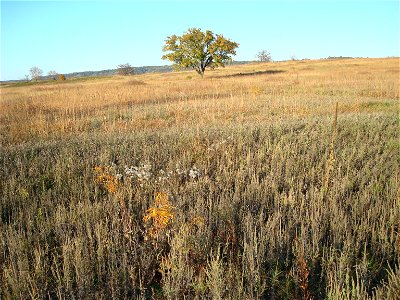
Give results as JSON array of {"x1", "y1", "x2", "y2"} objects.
[
  {"x1": 2, "y1": 61, "x2": 251, "y2": 83},
  {"x1": 56, "y1": 61, "x2": 251, "y2": 79},
  {"x1": 63, "y1": 65, "x2": 175, "y2": 79}
]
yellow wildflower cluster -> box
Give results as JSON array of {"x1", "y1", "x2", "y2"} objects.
[
  {"x1": 94, "y1": 166, "x2": 120, "y2": 193},
  {"x1": 143, "y1": 192, "x2": 174, "y2": 238}
]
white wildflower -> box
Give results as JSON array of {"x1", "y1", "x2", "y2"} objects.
[
  {"x1": 124, "y1": 163, "x2": 152, "y2": 181},
  {"x1": 189, "y1": 166, "x2": 201, "y2": 179}
]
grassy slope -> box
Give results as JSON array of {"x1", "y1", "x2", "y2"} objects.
[{"x1": 0, "y1": 58, "x2": 399, "y2": 299}]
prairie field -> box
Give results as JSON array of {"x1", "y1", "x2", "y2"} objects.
[{"x1": 0, "y1": 57, "x2": 399, "y2": 299}]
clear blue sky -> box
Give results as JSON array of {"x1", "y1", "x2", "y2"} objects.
[{"x1": 1, "y1": 0, "x2": 399, "y2": 81}]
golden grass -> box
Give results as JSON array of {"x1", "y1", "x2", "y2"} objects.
[
  {"x1": 0, "y1": 57, "x2": 399, "y2": 299},
  {"x1": 1, "y1": 57, "x2": 398, "y2": 145}
]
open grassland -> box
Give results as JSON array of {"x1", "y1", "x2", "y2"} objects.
[{"x1": 0, "y1": 58, "x2": 399, "y2": 299}]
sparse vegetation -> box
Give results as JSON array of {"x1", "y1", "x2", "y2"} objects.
[
  {"x1": 117, "y1": 63, "x2": 135, "y2": 76},
  {"x1": 256, "y1": 50, "x2": 272, "y2": 62},
  {"x1": 29, "y1": 66, "x2": 43, "y2": 81},
  {"x1": 0, "y1": 57, "x2": 399, "y2": 299},
  {"x1": 47, "y1": 70, "x2": 58, "y2": 80},
  {"x1": 57, "y1": 74, "x2": 66, "y2": 81}
]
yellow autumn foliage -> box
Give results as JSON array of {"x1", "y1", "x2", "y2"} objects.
[
  {"x1": 94, "y1": 166, "x2": 120, "y2": 193},
  {"x1": 143, "y1": 192, "x2": 174, "y2": 238}
]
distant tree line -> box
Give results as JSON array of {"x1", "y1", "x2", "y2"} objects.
[
  {"x1": 26, "y1": 62, "x2": 136, "y2": 82},
  {"x1": 27, "y1": 66, "x2": 65, "y2": 82}
]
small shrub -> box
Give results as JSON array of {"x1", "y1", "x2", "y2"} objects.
[
  {"x1": 57, "y1": 74, "x2": 66, "y2": 81},
  {"x1": 143, "y1": 192, "x2": 174, "y2": 239},
  {"x1": 94, "y1": 166, "x2": 120, "y2": 193}
]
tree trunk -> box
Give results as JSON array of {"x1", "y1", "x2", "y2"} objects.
[
  {"x1": 195, "y1": 65, "x2": 205, "y2": 77},
  {"x1": 200, "y1": 66, "x2": 205, "y2": 78}
]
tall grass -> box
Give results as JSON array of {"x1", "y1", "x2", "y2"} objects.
[{"x1": 0, "y1": 58, "x2": 399, "y2": 299}]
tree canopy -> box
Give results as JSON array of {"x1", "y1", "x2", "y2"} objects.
[{"x1": 162, "y1": 28, "x2": 239, "y2": 77}]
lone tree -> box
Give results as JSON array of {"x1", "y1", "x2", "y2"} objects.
[
  {"x1": 29, "y1": 66, "x2": 43, "y2": 81},
  {"x1": 117, "y1": 63, "x2": 134, "y2": 76},
  {"x1": 162, "y1": 28, "x2": 239, "y2": 77},
  {"x1": 48, "y1": 70, "x2": 58, "y2": 80},
  {"x1": 256, "y1": 50, "x2": 272, "y2": 62}
]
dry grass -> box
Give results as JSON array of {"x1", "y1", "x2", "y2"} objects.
[
  {"x1": 0, "y1": 57, "x2": 399, "y2": 299},
  {"x1": 1, "y1": 58, "x2": 398, "y2": 146}
]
